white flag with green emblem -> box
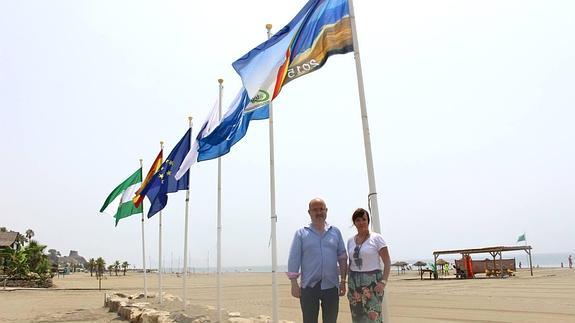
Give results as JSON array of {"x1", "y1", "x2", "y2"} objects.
[{"x1": 99, "y1": 168, "x2": 143, "y2": 226}]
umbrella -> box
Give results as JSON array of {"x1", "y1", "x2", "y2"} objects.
[
  {"x1": 392, "y1": 261, "x2": 408, "y2": 266},
  {"x1": 413, "y1": 261, "x2": 427, "y2": 273},
  {"x1": 436, "y1": 259, "x2": 449, "y2": 276},
  {"x1": 391, "y1": 261, "x2": 408, "y2": 275},
  {"x1": 436, "y1": 259, "x2": 449, "y2": 266}
]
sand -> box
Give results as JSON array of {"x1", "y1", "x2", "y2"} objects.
[{"x1": 1, "y1": 268, "x2": 575, "y2": 322}]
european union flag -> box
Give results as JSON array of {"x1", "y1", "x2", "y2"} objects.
[
  {"x1": 197, "y1": 89, "x2": 268, "y2": 162},
  {"x1": 140, "y1": 128, "x2": 191, "y2": 218}
]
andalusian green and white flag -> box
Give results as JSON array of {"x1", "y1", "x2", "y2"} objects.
[{"x1": 100, "y1": 168, "x2": 143, "y2": 226}]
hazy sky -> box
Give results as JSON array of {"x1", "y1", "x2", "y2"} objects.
[{"x1": 1, "y1": 0, "x2": 574, "y2": 269}]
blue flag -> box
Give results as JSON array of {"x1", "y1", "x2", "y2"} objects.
[
  {"x1": 197, "y1": 89, "x2": 269, "y2": 162},
  {"x1": 232, "y1": 0, "x2": 352, "y2": 103},
  {"x1": 140, "y1": 128, "x2": 191, "y2": 218}
]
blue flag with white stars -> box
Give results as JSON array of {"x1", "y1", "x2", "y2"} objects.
[{"x1": 140, "y1": 128, "x2": 191, "y2": 218}]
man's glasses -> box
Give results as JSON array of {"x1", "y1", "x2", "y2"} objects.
[{"x1": 353, "y1": 245, "x2": 362, "y2": 269}]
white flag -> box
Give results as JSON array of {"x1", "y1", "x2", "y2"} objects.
[{"x1": 175, "y1": 99, "x2": 220, "y2": 180}]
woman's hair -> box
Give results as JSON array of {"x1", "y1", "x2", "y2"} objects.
[{"x1": 352, "y1": 208, "x2": 370, "y2": 224}]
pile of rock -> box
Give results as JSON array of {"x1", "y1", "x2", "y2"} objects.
[
  {"x1": 105, "y1": 293, "x2": 174, "y2": 323},
  {"x1": 3, "y1": 277, "x2": 52, "y2": 288},
  {"x1": 104, "y1": 292, "x2": 294, "y2": 323}
]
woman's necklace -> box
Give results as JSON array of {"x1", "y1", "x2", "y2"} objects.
[
  {"x1": 356, "y1": 232, "x2": 370, "y2": 245},
  {"x1": 354, "y1": 233, "x2": 370, "y2": 254},
  {"x1": 353, "y1": 233, "x2": 370, "y2": 269}
]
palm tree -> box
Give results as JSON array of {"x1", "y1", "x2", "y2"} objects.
[
  {"x1": 8, "y1": 250, "x2": 29, "y2": 278},
  {"x1": 47, "y1": 249, "x2": 61, "y2": 264},
  {"x1": 15, "y1": 234, "x2": 27, "y2": 249},
  {"x1": 0, "y1": 227, "x2": 6, "y2": 232},
  {"x1": 107, "y1": 265, "x2": 114, "y2": 276},
  {"x1": 87, "y1": 258, "x2": 96, "y2": 276},
  {"x1": 25, "y1": 229, "x2": 35, "y2": 241},
  {"x1": 24, "y1": 240, "x2": 48, "y2": 274},
  {"x1": 114, "y1": 260, "x2": 120, "y2": 276},
  {"x1": 121, "y1": 261, "x2": 129, "y2": 275},
  {"x1": 95, "y1": 257, "x2": 106, "y2": 278}
]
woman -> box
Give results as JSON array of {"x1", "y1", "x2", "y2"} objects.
[{"x1": 346, "y1": 208, "x2": 391, "y2": 322}]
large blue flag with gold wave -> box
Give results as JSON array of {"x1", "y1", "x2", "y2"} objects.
[
  {"x1": 232, "y1": 0, "x2": 353, "y2": 105},
  {"x1": 140, "y1": 128, "x2": 191, "y2": 218}
]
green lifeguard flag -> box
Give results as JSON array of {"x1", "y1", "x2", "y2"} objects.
[
  {"x1": 517, "y1": 233, "x2": 526, "y2": 243},
  {"x1": 100, "y1": 168, "x2": 143, "y2": 226}
]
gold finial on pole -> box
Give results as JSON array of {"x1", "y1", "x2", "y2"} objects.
[
  {"x1": 218, "y1": 79, "x2": 223, "y2": 84},
  {"x1": 266, "y1": 24, "x2": 272, "y2": 31},
  {"x1": 188, "y1": 116, "x2": 193, "y2": 127}
]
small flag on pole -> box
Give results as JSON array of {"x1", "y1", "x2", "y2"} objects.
[
  {"x1": 175, "y1": 99, "x2": 222, "y2": 180},
  {"x1": 133, "y1": 149, "x2": 163, "y2": 208},
  {"x1": 517, "y1": 233, "x2": 526, "y2": 243},
  {"x1": 99, "y1": 168, "x2": 143, "y2": 226}
]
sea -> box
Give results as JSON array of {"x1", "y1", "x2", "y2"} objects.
[{"x1": 154, "y1": 252, "x2": 574, "y2": 273}]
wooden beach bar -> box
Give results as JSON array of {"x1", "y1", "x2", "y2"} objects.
[{"x1": 432, "y1": 245, "x2": 533, "y2": 279}]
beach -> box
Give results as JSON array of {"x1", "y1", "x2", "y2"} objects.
[{"x1": 1, "y1": 268, "x2": 575, "y2": 322}]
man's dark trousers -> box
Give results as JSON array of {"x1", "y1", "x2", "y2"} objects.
[{"x1": 300, "y1": 282, "x2": 339, "y2": 323}]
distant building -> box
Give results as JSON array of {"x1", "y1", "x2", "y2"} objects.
[
  {"x1": 0, "y1": 231, "x2": 21, "y2": 251},
  {"x1": 1, "y1": 232, "x2": 21, "y2": 273},
  {"x1": 59, "y1": 250, "x2": 88, "y2": 268}
]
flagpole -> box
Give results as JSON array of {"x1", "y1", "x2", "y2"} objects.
[
  {"x1": 182, "y1": 116, "x2": 193, "y2": 311},
  {"x1": 139, "y1": 158, "x2": 148, "y2": 299},
  {"x1": 158, "y1": 141, "x2": 164, "y2": 305},
  {"x1": 216, "y1": 78, "x2": 224, "y2": 322},
  {"x1": 347, "y1": 0, "x2": 381, "y2": 233},
  {"x1": 347, "y1": 1, "x2": 387, "y2": 321},
  {"x1": 266, "y1": 23, "x2": 279, "y2": 323}
]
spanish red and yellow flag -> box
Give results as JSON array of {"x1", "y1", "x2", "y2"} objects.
[{"x1": 133, "y1": 149, "x2": 163, "y2": 208}]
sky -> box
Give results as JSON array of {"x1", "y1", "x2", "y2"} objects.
[{"x1": 1, "y1": 0, "x2": 574, "y2": 270}]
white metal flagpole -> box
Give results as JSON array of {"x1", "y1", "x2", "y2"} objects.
[
  {"x1": 347, "y1": 0, "x2": 388, "y2": 321},
  {"x1": 182, "y1": 116, "x2": 193, "y2": 311},
  {"x1": 158, "y1": 141, "x2": 164, "y2": 305},
  {"x1": 139, "y1": 158, "x2": 148, "y2": 299},
  {"x1": 216, "y1": 78, "x2": 224, "y2": 322},
  {"x1": 266, "y1": 23, "x2": 279, "y2": 323},
  {"x1": 347, "y1": 0, "x2": 381, "y2": 234}
]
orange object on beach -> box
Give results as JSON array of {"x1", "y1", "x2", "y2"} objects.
[{"x1": 465, "y1": 255, "x2": 474, "y2": 278}]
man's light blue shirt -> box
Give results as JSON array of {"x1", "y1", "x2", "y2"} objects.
[{"x1": 287, "y1": 223, "x2": 347, "y2": 289}]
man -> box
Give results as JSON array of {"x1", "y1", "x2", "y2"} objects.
[{"x1": 287, "y1": 198, "x2": 348, "y2": 323}]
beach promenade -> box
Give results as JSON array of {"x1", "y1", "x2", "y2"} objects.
[{"x1": 1, "y1": 268, "x2": 574, "y2": 322}]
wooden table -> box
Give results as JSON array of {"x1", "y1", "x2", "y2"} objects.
[{"x1": 420, "y1": 269, "x2": 434, "y2": 280}]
